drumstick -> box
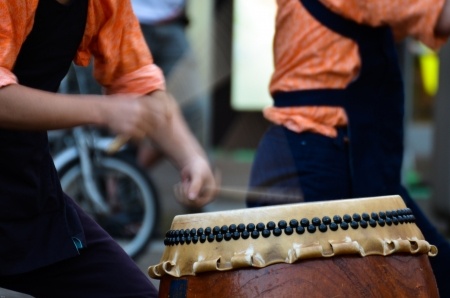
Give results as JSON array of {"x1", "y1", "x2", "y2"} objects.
[
  {"x1": 208, "y1": 186, "x2": 303, "y2": 202},
  {"x1": 174, "y1": 183, "x2": 303, "y2": 203},
  {"x1": 106, "y1": 135, "x2": 130, "y2": 155}
]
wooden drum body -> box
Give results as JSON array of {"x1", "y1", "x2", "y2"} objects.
[{"x1": 149, "y1": 195, "x2": 439, "y2": 297}]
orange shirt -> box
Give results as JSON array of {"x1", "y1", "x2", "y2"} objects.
[
  {"x1": 265, "y1": 0, "x2": 448, "y2": 137},
  {"x1": 0, "y1": 0, "x2": 165, "y2": 95}
]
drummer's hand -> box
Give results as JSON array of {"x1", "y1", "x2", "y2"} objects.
[
  {"x1": 174, "y1": 155, "x2": 218, "y2": 208},
  {"x1": 100, "y1": 91, "x2": 170, "y2": 143}
]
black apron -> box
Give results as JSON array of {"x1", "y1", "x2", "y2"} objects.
[
  {"x1": 0, "y1": 0, "x2": 88, "y2": 275},
  {"x1": 274, "y1": 0, "x2": 405, "y2": 197}
]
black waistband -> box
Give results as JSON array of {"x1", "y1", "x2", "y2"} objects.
[{"x1": 273, "y1": 89, "x2": 347, "y2": 107}]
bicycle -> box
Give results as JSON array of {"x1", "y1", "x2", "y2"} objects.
[{"x1": 48, "y1": 66, "x2": 160, "y2": 259}]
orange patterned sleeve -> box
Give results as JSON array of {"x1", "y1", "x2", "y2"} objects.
[
  {"x1": 321, "y1": 0, "x2": 448, "y2": 49},
  {"x1": 0, "y1": 0, "x2": 38, "y2": 88},
  {"x1": 75, "y1": 0, "x2": 165, "y2": 95}
]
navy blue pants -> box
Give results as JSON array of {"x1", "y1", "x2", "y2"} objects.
[
  {"x1": 248, "y1": 125, "x2": 351, "y2": 206},
  {"x1": 248, "y1": 125, "x2": 450, "y2": 295},
  {"x1": 0, "y1": 198, "x2": 158, "y2": 298}
]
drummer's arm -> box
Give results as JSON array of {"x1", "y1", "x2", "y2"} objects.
[
  {"x1": 142, "y1": 90, "x2": 217, "y2": 207},
  {"x1": 436, "y1": 0, "x2": 450, "y2": 36}
]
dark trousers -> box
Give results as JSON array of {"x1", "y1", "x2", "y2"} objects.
[
  {"x1": 248, "y1": 125, "x2": 450, "y2": 296},
  {"x1": 0, "y1": 198, "x2": 158, "y2": 298}
]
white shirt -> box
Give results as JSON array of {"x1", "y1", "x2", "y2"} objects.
[{"x1": 131, "y1": 0, "x2": 186, "y2": 25}]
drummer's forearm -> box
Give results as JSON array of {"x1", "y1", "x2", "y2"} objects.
[
  {"x1": 149, "y1": 97, "x2": 207, "y2": 169},
  {"x1": 0, "y1": 84, "x2": 104, "y2": 130}
]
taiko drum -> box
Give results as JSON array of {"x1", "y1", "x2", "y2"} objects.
[{"x1": 149, "y1": 195, "x2": 439, "y2": 297}]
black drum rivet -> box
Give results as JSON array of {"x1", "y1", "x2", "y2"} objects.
[
  {"x1": 371, "y1": 212, "x2": 379, "y2": 220},
  {"x1": 312, "y1": 217, "x2": 321, "y2": 226},
  {"x1": 343, "y1": 214, "x2": 352, "y2": 223},
  {"x1": 274, "y1": 228, "x2": 282, "y2": 236},
  {"x1": 352, "y1": 213, "x2": 361, "y2": 222},
  {"x1": 362, "y1": 213, "x2": 370, "y2": 221},
  {"x1": 224, "y1": 233, "x2": 232, "y2": 241},
  {"x1": 319, "y1": 224, "x2": 327, "y2": 232},
  {"x1": 251, "y1": 230, "x2": 260, "y2": 239},
  {"x1": 296, "y1": 226, "x2": 305, "y2": 234},
  {"x1": 247, "y1": 223, "x2": 256, "y2": 232},
  {"x1": 385, "y1": 218, "x2": 392, "y2": 226},
  {"x1": 340, "y1": 222, "x2": 349, "y2": 230},
  {"x1": 360, "y1": 220, "x2": 368, "y2": 228},
  {"x1": 229, "y1": 224, "x2": 237, "y2": 233},
  {"x1": 289, "y1": 219, "x2": 299, "y2": 228},
  {"x1": 369, "y1": 219, "x2": 377, "y2": 228},
  {"x1": 190, "y1": 228, "x2": 197, "y2": 236},
  {"x1": 262, "y1": 229, "x2": 271, "y2": 238},
  {"x1": 379, "y1": 212, "x2": 386, "y2": 219},
  {"x1": 330, "y1": 222, "x2": 338, "y2": 231},
  {"x1": 333, "y1": 215, "x2": 342, "y2": 224},
  {"x1": 256, "y1": 222, "x2": 265, "y2": 231},
  {"x1": 200, "y1": 235, "x2": 206, "y2": 243},
  {"x1": 216, "y1": 234, "x2": 224, "y2": 242},
  {"x1": 213, "y1": 226, "x2": 221, "y2": 235},
  {"x1": 207, "y1": 234, "x2": 215, "y2": 242},
  {"x1": 204, "y1": 227, "x2": 212, "y2": 235},
  {"x1": 300, "y1": 218, "x2": 310, "y2": 227},
  {"x1": 350, "y1": 221, "x2": 359, "y2": 229},
  {"x1": 307, "y1": 224, "x2": 316, "y2": 233},
  {"x1": 192, "y1": 235, "x2": 199, "y2": 244},
  {"x1": 221, "y1": 225, "x2": 229, "y2": 234},
  {"x1": 232, "y1": 231, "x2": 240, "y2": 240},
  {"x1": 242, "y1": 230, "x2": 250, "y2": 239},
  {"x1": 285, "y1": 226, "x2": 294, "y2": 235},
  {"x1": 179, "y1": 229, "x2": 185, "y2": 236},
  {"x1": 278, "y1": 220, "x2": 288, "y2": 229},
  {"x1": 386, "y1": 211, "x2": 392, "y2": 218},
  {"x1": 197, "y1": 228, "x2": 204, "y2": 236},
  {"x1": 322, "y1": 216, "x2": 331, "y2": 225},
  {"x1": 392, "y1": 217, "x2": 399, "y2": 225},
  {"x1": 267, "y1": 221, "x2": 276, "y2": 230},
  {"x1": 237, "y1": 223, "x2": 246, "y2": 232},
  {"x1": 186, "y1": 236, "x2": 192, "y2": 244},
  {"x1": 184, "y1": 229, "x2": 190, "y2": 236}
]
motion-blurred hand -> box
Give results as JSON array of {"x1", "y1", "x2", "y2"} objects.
[{"x1": 174, "y1": 155, "x2": 218, "y2": 208}]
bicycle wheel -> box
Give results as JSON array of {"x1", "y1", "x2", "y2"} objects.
[{"x1": 59, "y1": 153, "x2": 159, "y2": 259}]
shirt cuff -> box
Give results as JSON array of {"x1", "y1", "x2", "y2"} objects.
[
  {"x1": 105, "y1": 64, "x2": 166, "y2": 95},
  {"x1": 0, "y1": 67, "x2": 18, "y2": 88}
]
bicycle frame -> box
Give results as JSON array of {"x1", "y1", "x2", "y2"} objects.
[{"x1": 52, "y1": 127, "x2": 126, "y2": 214}]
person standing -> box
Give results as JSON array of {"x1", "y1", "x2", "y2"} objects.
[
  {"x1": 247, "y1": 0, "x2": 450, "y2": 295},
  {"x1": 0, "y1": 0, "x2": 216, "y2": 297}
]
